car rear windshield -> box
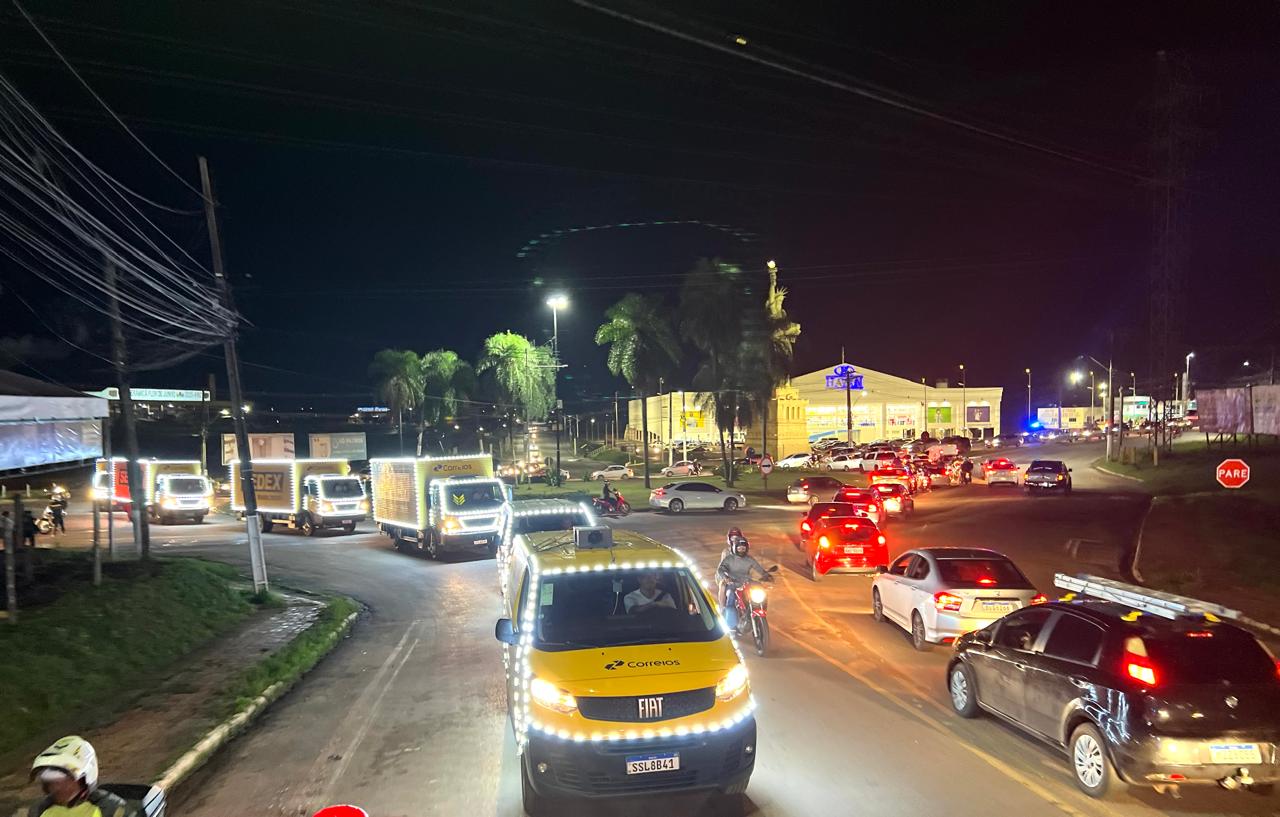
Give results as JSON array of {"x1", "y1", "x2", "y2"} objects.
[
  {"x1": 1143, "y1": 633, "x2": 1277, "y2": 685},
  {"x1": 936, "y1": 558, "x2": 1034, "y2": 589},
  {"x1": 530, "y1": 568, "x2": 720, "y2": 650},
  {"x1": 810, "y1": 502, "x2": 855, "y2": 517},
  {"x1": 1028, "y1": 461, "x2": 1064, "y2": 472},
  {"x1": 820, "y1": 523, "x2": 877, "y2": 542}
]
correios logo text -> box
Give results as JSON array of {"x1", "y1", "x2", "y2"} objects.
[
  {"x1": 604, "y1": 659, "x2": 680, "y2": 670},
  {"x1": 432, "y1": 462, "x2": 476, "y2": 473}
]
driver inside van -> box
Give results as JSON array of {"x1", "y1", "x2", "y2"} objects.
[{"x1": 624, "y1": 572, "x2": 677, "y2": 614}]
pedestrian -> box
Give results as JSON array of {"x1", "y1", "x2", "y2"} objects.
[
  {"x1": 21, "y1": 510, "x2": 36, "y2": 547},
  {"x1": 49, "y1": 498, "x2": 66, "y2": 534}
]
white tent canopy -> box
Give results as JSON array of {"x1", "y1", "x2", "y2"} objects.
[{"x1": 0, "y1": 370, "x2": 108, "y2": 473}]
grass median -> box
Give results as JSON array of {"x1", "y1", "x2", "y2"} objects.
[
  {"x1": 511, "y1": 467, "x2": 868, "y2": 506},
  {"x1": 0, "y1": 556, "x2": 252, "y2": 761}
]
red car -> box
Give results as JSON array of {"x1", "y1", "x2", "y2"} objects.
[
  {"x1": 799, "y1": 502, "x2": 861, "y2": 543},
  {"x1": 804, "y1": 519, "x2": 887, "y2": 581}
]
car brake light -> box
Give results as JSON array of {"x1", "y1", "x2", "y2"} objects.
[
  {"x1": 1185, "y1": 631, "x2": 1213, "y2": 638},
  {"x1": 818, "y1": 536, "x2": 830, "y2": 549},
  {"x1": 977, "y1": 577, "x2": 996, "y2": 585},
  {"x1": 1125, "y1": 654, "x2": 1158, "y2": 686},
  {"x1": 653, "y1": 488, "x2": 665, "y2": 496},
  {"x1": 933, "y1": 592, "x2": 963, "y2": 612},
  {"x1": 1029, "y1": 593, "x2": 1048, "y2": 604}
]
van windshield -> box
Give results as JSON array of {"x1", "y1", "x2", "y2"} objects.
[
  {"x1": 164, "y1": 477, "x2": 207, "y2": 495},
  {"x1": 530, "y1": 568, "x2": 721, "y2": 650},
  {"x1": 321, "y1": 479, "x2": 364, "y2": 499},
  {"x1": 444, "y1": 482, "x2": 503, "y2": 512}
]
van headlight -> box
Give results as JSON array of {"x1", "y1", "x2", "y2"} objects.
[
  {"x1": 715, "y1": 663, "x2": 750, "y2": 701},
  {"x1": 160, "y1": 497, "x2": 178, "y2": 509},
  {"x1": 530, "y1": 676, "x2": 578, "y2": 713}
]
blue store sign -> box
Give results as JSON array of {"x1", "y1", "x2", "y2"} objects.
[{"x1": 825, "y1": 364, "x2": 864, "y2": 391}]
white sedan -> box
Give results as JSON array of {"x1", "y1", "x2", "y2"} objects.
[
  {"x1": 775, "y1": 453, "x2": 812, "y2": 469},
  {"x1": 660, "y1": 460, "x2": 702, "y2": 477},
  {"x1": 648, "y1": 481, "x2": 746, "y2": 513},
  {"x1": 825, "y1": 454, "x2": 864, "y2": 471},
  {"x1": 983, "y1": 459, "x2": 1021, "y2": 487},
  {"x1": 871, "y1": 547, "x2": 1045, "y2": 651},
  {"x1": 590, "y1": 464, "x2": 634, "y2": 480}
]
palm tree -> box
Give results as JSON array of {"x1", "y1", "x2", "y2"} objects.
[
  {"x1": 369, "y1": 349, "x2": 422, "y2": 453},
  {"x1": 679, "y1": 259, "x2": 749, "y2": 482},
  {"x1": 595, "y1": 293, "x2": 680, "y2": 488},
  {"x1": 418, "y1": 349, "x2": 476, "y2": 454},
  {"x1": 477, "y1": 331, "x2": 556, "y2": 423},
  {"x1": 752, "y1": 263, "x2": 801, "y2": 473}
]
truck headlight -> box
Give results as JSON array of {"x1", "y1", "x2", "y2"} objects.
[
  {"x1": 716, "y1": 663, "x2": 750, "y2": 701},
  {"x1": 358, "y1": 499, "x2": 369, "y2": 512},
  {"x1": 320, "y1": 500, "x2": 335, "y2": 514},
  {"x1": 530, "y1": 676, "x2": 578, "y2": 713},
  {"x1": 443, "y1": 517, "x2": 461, "y2": 533}
]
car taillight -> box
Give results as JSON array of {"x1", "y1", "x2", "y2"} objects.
[
  {"x1": 977, "y1": 577, "x2": 996, "y2": 585},
  {"x1": 1029, "y1": 593, "x2": 1048, "y2": 605},
  {"x1": 933, "y1": 592, "x2": 963, "y2": 612},
  {"x1": 653, "y1": 488, "x2": 665, "y2": 496},
  {"x1": 1124, "y1": 652, "x2": 1158, "y2": 686},
  {"x1": 818, "y1": 536, "x2": 830, "y2": 549},
  {"x1": 801, "y1": 520, "x2": 812, "y2": 532}
]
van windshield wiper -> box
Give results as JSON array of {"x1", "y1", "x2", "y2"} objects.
[{"x1": 540, "y1": 639, "x2": 601, "y2": 650}]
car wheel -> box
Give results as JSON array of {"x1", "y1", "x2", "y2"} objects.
[
  {"x1": 668, "y1": 498, "x2": 684, "y2": 514},
  {"x1": 810, "y1": 557, "x2": 823, "y2": 582},
  {"x1": 723, "y1": 498, "x2": 739, "y2": 511},
  {"x1": 871, "y1": 587, "x2": 885, "y2": 622},
  {"x1": 948, "y1": 662, "x2": 980, "y2": 718},
  {"x1": 1069, "y1": 723, "x2": 1119, "y2": 798},
  {"x1": 911, "y1": 611, "x2": 932, "y2": 651}
]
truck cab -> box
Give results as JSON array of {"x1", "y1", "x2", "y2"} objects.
[
  {"x1": 298, "y1": 474, "x2": 368, "y2": 535},
  {"x1": 150, "y1": 473, "x2": 213, "y2": 524},
  {"x1": 372, "y1": 454, "x2": 511, "y2": 559}
]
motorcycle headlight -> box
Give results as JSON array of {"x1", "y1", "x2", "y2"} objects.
[
  {"x1": 716, "y1": 663, "x2": 750, "y2": 701},
  {"x1": 530, "y1": 676, "x2": 578, "y2": 713}
]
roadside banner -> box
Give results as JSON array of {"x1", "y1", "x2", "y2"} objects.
[
  {"x1": 221, "y1": 432, "x2": 295, "y2": 465},
  {"x1": 1198, "y1": 386, "x2": 1280, "y2": 435},
  {"x1": 309, "y1": 432, "x2": 367, "y2": 460}
]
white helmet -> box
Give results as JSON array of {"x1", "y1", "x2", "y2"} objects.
[{"x1": 32, "y1": 735, "x2": 98, "y2": 788}]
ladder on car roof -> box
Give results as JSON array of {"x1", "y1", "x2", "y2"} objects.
[{"x1": 1054, "y1": 573, "x2": 1241, "y2": 621}]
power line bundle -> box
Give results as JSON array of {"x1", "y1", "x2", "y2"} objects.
[{"x1": 0, "y1": 72, "x2": 237, "y2": 370}]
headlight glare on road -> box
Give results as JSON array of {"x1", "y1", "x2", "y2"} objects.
[
  {"x1": 530, "y1": 676, "x2": 578, "y2": 713},
  {"x1": 716, "y1": 663, "x2": 749, "y2": 701}
]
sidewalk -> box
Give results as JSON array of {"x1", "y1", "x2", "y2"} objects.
[{"x1": 0, "y1": 595, "x2": 322, "y2": 816}]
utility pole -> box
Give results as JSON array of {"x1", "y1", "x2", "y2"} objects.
[
  {"x1": 842, "y1": 346, "x2": 852, "y2": 444},
  {"x1": 668, "y1": 390, "x2": 674, "y2": 467},
  {"x1": 103, "y1": 258, "x2": 150, "y2": 559},
  {"x1": 200, "y1": 372, "x2": 215, "y2": 474},
  {"x1": 4, "y1": 495, "x2": 17, "y2": 624},
  {"x1": 613, "y1": 391, "x2": 620, "y2": 449},
  {"x1": 1024, "y1": 369, "x2": 1032, "y2": 427},
  {"x1": 681, "y1": 391, "x2": 687, "y2": 461},
  {"x1": 200, "y1": 156, "x2": 268, "y2": 593}
]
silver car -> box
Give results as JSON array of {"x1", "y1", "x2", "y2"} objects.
[{"x1": 648, "y1": 481, "x2": 746, "y2": 513}]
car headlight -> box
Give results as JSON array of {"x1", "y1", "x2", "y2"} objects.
[
  {"x1": 530, "y1": 676, "x2": 578, "y2": 713},
  {"x1": 748, "y1": 586, "x2": 768, "y2": 604},
  {"x1": 716, "y1": 663, "x2": 750, "y2": 701}
]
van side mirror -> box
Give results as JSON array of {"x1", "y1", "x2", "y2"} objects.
[
  {"x1": 875, "y1": 564, "x2": 888, "y2": 574},
  {"x1": 494, "y1": 618, "x2": 517, "y2": 645}
]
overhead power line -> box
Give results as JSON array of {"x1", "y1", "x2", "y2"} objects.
[{"x1": 570, "y1": 0, "x2": 1151, "y2": 183}]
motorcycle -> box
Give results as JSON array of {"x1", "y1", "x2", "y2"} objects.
[
  {"x1": 724, "y1": 565, "x2": 780, "y2": 657},
  {"x1": 35, "y1": 504, "x2": 57, "y2": 535},
  {"x1": 591, "y1": 492, "x2": 631, "y2": 517}
]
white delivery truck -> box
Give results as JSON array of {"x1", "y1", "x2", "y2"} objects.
[
  {"x1": 372, "y1": 454, "x2": 510, "y2": 558},
  {"x1": 93, "y1": 458, "x2": 212, "y2": 524},
  {"x1": 229, "y1": 458, "x2": 368, "y2": 535}
]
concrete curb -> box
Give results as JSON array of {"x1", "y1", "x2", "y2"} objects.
[
  {"x1": 1091, "y1": 464, "x2": 1145, "y2": 483},
  {"x1": 153, "y1": 609, "x2": 359, "y2": 793}
]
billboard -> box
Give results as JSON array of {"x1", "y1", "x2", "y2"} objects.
[
  {"x1": 221, "y1": 433, "x2": 295, "y2": 465},
  {"x1": 309, "y1": 432, "x2": 367, "y2": 460},
  {"x1": 1037, "y1": 406, "x2": 1090, "y2": 429},
  {"x1": 965, "y1": 405, "x2": 991, "y2": 424},
  {"x1": 926, "y1": 406, "x2": 952, "y2": 424},
  {"x1": 1198, "y1": 386, "x2": 1280, "y2": 436},
  {"x1": 89, "y1": 387, "x2": 210, "y2": 403},
  {"x1": 0, "y1": 420, "x2": 102, "y2": 472}
]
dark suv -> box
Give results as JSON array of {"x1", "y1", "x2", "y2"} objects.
[{"x1": 947, "y1": 599, "x2": 1280, "y2": 797}]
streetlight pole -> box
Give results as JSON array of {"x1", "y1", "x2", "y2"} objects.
[
  {"x1": 545, "y1": 293, "x2": 569, "y2": 484},
  {"x1": 958, "y1": 364, "x2": 966, "y2": 438},
  {"x1": 1183, "y1": 352, "x2": 1195, "y2": 415},
  {"x1": 1024, "y1": 368, "x2": 1032, "y2": 427}
]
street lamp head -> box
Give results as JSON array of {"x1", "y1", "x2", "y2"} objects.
[
  {"x1": 1024, "y1": 368, "x2": 1031, "y2": 374},
  {"x1": 545, "y1": 293, "x2": 569, "y2": 310},
  {"x1": 766, "y1": 259, "x2": 778, "y2": 271},
  {"x1": 1070, "y1": 371, "x2": 1084, "y2": 384},
  {"x1": 1186, "y1": 352, "x2": 1195, "y2": 361}
]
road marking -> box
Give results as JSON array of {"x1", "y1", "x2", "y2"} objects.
[{"x1": 769, "y1": 574, "x2": 1115, "y2": 817}]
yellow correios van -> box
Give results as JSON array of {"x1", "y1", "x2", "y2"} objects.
[{"x1": 496, "y1": 526, "x2": 756, "y2": 814}]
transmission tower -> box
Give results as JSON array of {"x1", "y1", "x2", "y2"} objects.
[{"x1": 1145, "y1": 51, "x2": 1202, "y2": 396}]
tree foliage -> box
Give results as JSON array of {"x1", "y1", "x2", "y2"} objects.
[{"x1": 476, "y1": 331, "x2": 556, "y2": 421}]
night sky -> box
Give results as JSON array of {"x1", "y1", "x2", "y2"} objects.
[{"x1": 1, "y1": 1, "x2": 1278, "y2": 422}]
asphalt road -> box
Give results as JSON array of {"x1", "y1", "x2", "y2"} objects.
[{"x1": 73, "y1": 442, "x2": 1277, "y2": 817}]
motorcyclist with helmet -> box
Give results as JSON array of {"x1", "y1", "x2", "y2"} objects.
[
  {"x1": 600, "y1": 480, "x2": 619, "y2": 513},
  {"x1": 28, "y1": 736, "x2": 126, "y2": 817},
  {"x1": 716, "y1": 535, "x2": 772, "y2": 631}
]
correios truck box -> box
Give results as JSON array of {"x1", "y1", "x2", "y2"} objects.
[
  {"x1": 229, "y1": 458, "x2": 368, "y2": 536},
  {"x1": 92, "y1": 459, "x2": 207, "y2": 523},
  {"x1": 371, "y1": 454, "x2": 509, "y2": 558}
]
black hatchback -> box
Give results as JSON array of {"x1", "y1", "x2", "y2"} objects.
[{"x1": 947, "y1": 598, "x2": 1280, "y2": 798}]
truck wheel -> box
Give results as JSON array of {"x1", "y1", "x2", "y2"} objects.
[
  {"x1": 300, "y1": 515, "x2": 317, "y2": 537},
  {"x1": 259, "y1": 514, "x2": 274, "y2": 533}
]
